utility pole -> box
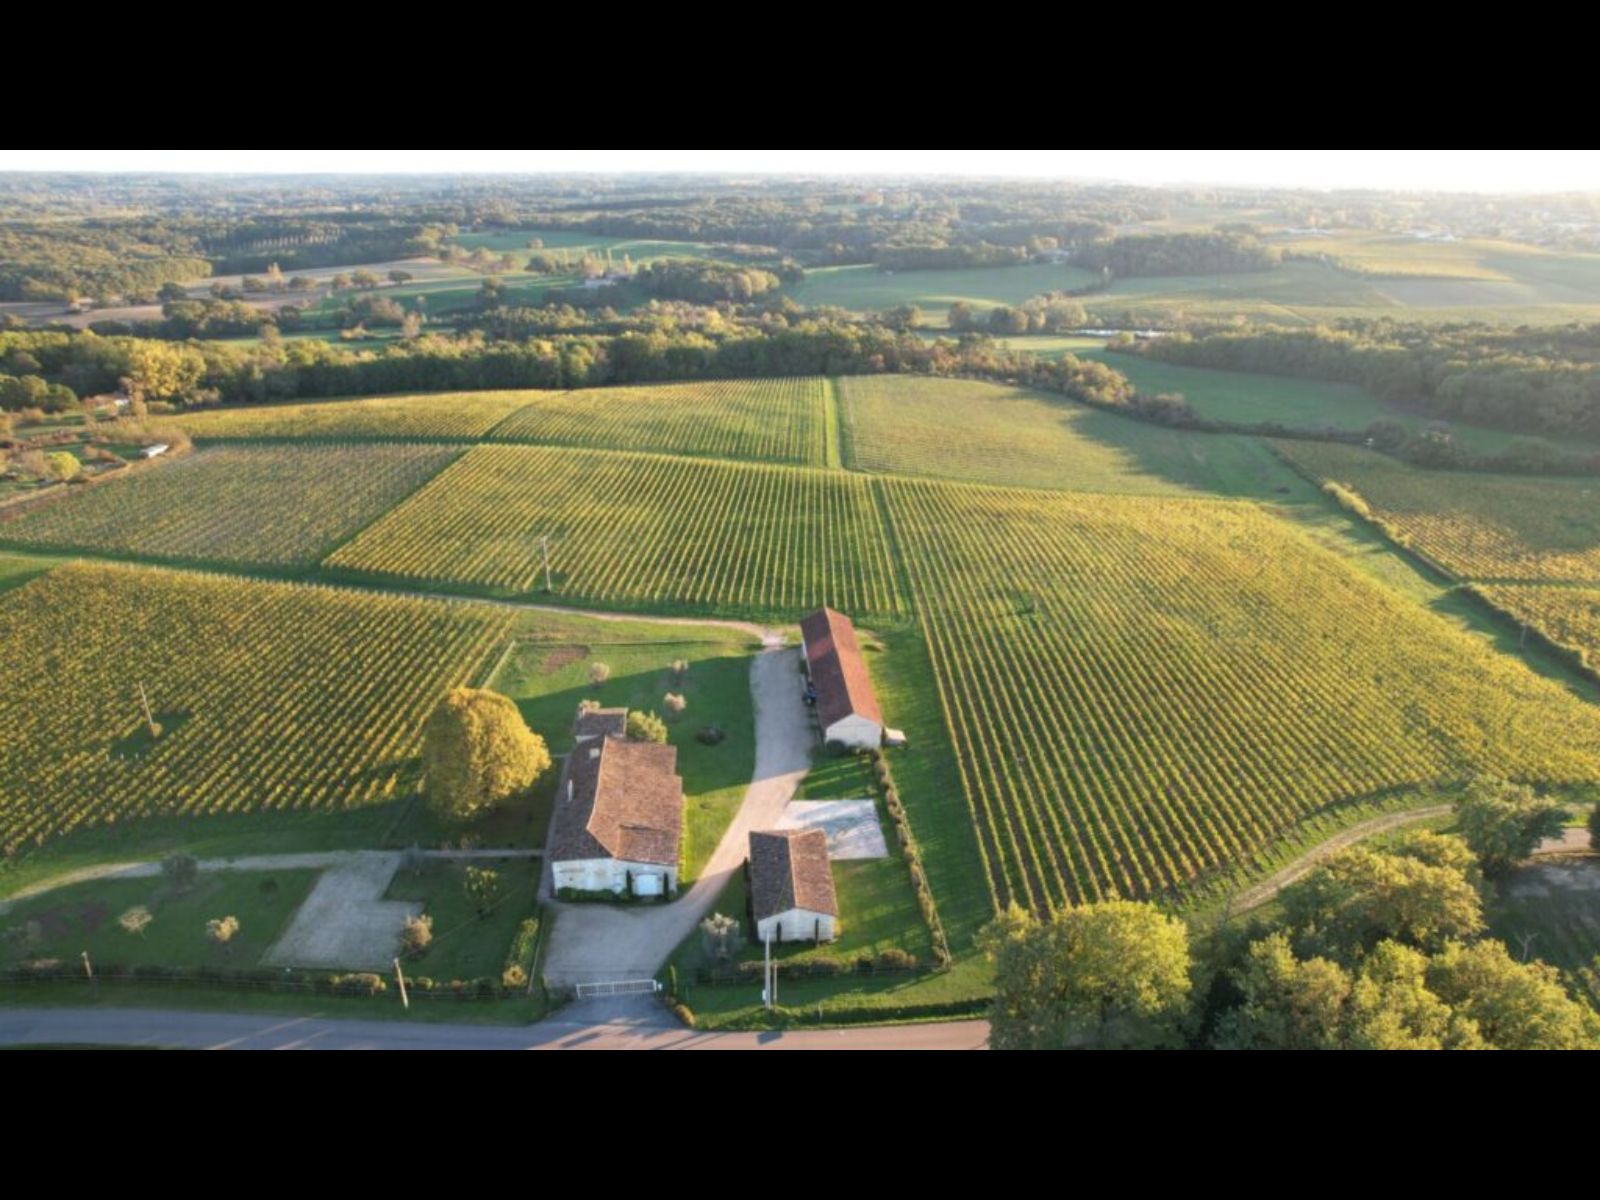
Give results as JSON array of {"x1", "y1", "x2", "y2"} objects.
[
  {"x1": 768, "y1": 928, "x2": 780, "y2": 1017},
  {"x1": 137, "y1": 681, "x2": 155, "y2": 732},
  {"x1": 81, "y1": 950, "x2": 94, "y2": 983},
  {"x1": 393, "y1": 957, "x2": 410, "y2": 1010},
  {"x1": 539, "y1": 535, "x2": 553, "y2": 593}
]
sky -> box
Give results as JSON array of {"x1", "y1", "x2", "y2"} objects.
[{"x1": 3, "y1": 150, "x2": 1599, "y2": 193}]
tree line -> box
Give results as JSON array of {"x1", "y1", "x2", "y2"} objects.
[
  {"x1": 983, "y1": 778, "x2": 1599, "y2": 1050},
  {"x1": 1138, "y1": 321, "x2": 1600, "y2": 442},
  {"x1": 0, "y1": 315, "x2": 1138, "y2": 414}
]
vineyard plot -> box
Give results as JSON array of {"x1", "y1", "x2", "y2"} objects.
[
  {"x1": 0, "y1": 563, "x2": 514, "y2": 855},
  {"x1": 884, "y1": 478, "x2": 1600, "y2": 914},
  {"x1": 0, "y1": 443, "x2": 457, "y2": 569},
  {"x1": 491, "y1": 377, "x2": 829, "y2": 465},
  {"x1": 1477, "y1": 584, "x2": 1600, "y2": 671},
  {"x1": 1275, "y1": 440, "x2": 1600, "y2": 582},
  {"x1": 327, "y1": 444, "x2": 905, "y2": 616},
  {"x1": 173, "y1": 392, "x2": 535, "y2": 442}
]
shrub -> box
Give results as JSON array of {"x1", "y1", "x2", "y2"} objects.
[
  {"x1": 589, "y1": 662, "x2": 612, "y2": 685},
  {"x1": 663, "y1": 692, "x2": 687, "y2": 717},
  {"x1": 672, "y1": 1002, "x2": 696, "y2": 1029},
  {"x1": 697, "y1": 724, "x2": 726, "y2": 746},
  {"x1": 330, "y1": 972, "x2": 387, "y2": 996},
  {"x1": 400, "y1": 913, "x2": 434, "y2": 958},
  {"x1": 627, "y1": 710, "x2": 668, "y2": 744},
  {"x1": 117, "y1": 906, "x2": 153, "y2": 937}
]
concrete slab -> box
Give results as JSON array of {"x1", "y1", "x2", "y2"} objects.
[{"x1": 777, "y1": 800, "x2": 889, "y2": 860}]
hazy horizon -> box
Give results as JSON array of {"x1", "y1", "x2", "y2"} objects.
[{"x1": 4, "y1": 149, "x2": 1600, "y2": 194}]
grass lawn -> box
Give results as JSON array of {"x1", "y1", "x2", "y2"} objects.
[
  {"x1": 0, "y1": 808, "x2": 396, "y2": 902},
  {"x1": 385, "y1": 859, "x2": 540, "y2": 982},
  {"x1": 0, "y1": 550, "x2": 57, "y2": 593},
  {"x1": 675, "y1": 953, "x2": 993, "y2": 1030},
  {"x1": 867, "y1": 628, "x2": 995, "y2": 955},
  {"x1": 0, "y1": 869, "x2": 320, "y2": 971},
  {"x1": 486, "y1": 612, "x2": 760, "y2": 883}
]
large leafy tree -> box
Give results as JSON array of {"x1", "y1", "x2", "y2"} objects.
[
  {"x1": 1280, "y1": 846, "x2": 1483, "y2": 963},
  {"x1": 980, "y1": 900, "x2": 1192, "y2": 1050},
  {"x1": 1211, "y1": 933, "x2": 1350, "y2": 1051},
  {"x1": 423, "y1": 687, "x2": 550, "y2": 821},
  {"x1": 1426, "y1": 940, "x2": 1600, "y2": 1051},
  {"x1": 1452, "y1": 777, "x2": 1569, "y2": 877}
]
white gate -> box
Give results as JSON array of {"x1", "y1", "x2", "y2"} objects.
[{"x1": 573, "y1": 979, "x2": 661, "y2": 998}]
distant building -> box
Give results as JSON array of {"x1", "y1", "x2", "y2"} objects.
[
  {"x1": 749, "y1": 828, "x2": 838, "y2": 944},
  {"x1": 549, "y1": 733, "x2": 683, "y2": 899},
  {"x1": 139, "y1": 443, "x2": 169, "y2": 459},
  {"x1": 800, "y1": 607, "x2": 884, "y2": 751}
]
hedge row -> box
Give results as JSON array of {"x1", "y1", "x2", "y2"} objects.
[
  {"x1": 869, "y1": 749, "x2": 953, "y2": 967},
  {"x1": 500, "y1": 913, "x2": 542, "y2": 990},
  {"x1": 2, "y1": 959, "x2": 523, "y2": 1002},
  {"x1": 698, "y1": 948, "x2": 923, "y2": 985}
]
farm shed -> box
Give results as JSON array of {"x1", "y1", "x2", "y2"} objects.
[
  {"x1": 800, "y1": 607, "x2": 884, "y2": 751},
  {"x1": 549, "y1": 734, "x2": 683, "y2": 898},
  {"x1": 749, "y1": 828, "x2": 839, "y2": 944}
]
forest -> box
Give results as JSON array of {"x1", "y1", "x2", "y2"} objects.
[{"x1": 1138, "y1": 323, "x2": 1600, "y2": 441}]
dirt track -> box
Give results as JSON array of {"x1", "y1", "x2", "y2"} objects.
[{"x1": 1230, "y1": 806, "x2": 1453, "y2": 914}]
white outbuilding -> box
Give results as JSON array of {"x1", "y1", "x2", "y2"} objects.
[
  {"x1": 749, "y1": 828, "x2": 839, "y2": 944},
  {"x1": 800, "y1": 607, "x2": 884, "y2": 751}
]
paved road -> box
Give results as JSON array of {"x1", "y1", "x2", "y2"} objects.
[
  {"x1": 0, "y1": 999, "x2": 988, "y2": 1050},
  {"x1": 1536, "y1": 828, "x2": 1596, "y2": 856},
  {"x1": 540, "y1": 647, "x2": 812, "y2": 985}
]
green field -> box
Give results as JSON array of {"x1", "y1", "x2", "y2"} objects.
[
  {"x1": 174, "y1": 392, "x2": 534, "y2": 442},
  {"x1": 449, "y1": 228, "x2": 720, "y2": 263},
  {"x1": 1075, "y1": 256, "x2": 1600, "y2": 328},
  {"x1": 1275, "y1": 441, "x2": 1600, "y2": 581},
  {"x1": 328, "y1": 444, "x2": 906, "y2": 617},
  {"x1": 490, "y1": 377, "x2": 829, "y2": 464},
  {"x1": 790, "y1": 262, "x2": 1098, "y2": 321},
  {"x1": 0, "y1": 562, "x2": 514, "y2": 857},
  {"x1": 883, "y1": 476, "x2": 1600, "y2": 913},
  {"x1": 838, "y1": 374, "x2": 1311, "y2": 499},
  {"x1": 0, "y1": 444, "x2": 457, "y2": 570},
  {"x1": 0, "y1": 869, "x2": 321, "y2": 971}
]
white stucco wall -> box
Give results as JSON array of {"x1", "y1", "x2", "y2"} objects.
[
  {"x1": 553, "y1": 858, "x2": 678, "y2": 897},
  {"x1": 756, "y1": 909, "x2": 837, "y2": 944}
]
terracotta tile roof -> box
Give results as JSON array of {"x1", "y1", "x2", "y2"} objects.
[
  {"x1": 749, "y1": 828, "x2": 838, "y2": 922},
  {"x1": 574, "y1": 705, "x2": 628, "y2": 742},
  {"x1": 800, "y1": 607, "x2": 883, "y2": 731},
  {"x1": 549, "y1": 735, "x2": 683, "y2": 868}
]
